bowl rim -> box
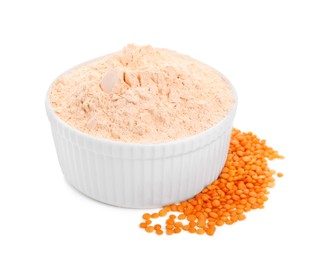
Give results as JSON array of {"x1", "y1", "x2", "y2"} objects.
[{"x1": 45, "y1": 55, "x2": 238, "y2": 148}]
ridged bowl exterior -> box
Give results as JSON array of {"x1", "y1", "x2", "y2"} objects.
[{"x1": 46, "y1": 57, "x2": 237, "y2": 208}]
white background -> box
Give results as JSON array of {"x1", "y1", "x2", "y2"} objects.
[{"x1": 1, "y1": 0, "x2": 310, "y2": 259}]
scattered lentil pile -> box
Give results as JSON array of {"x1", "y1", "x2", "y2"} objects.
[{"x1": 139, "y1": 129, "x2": 284, "y2": 235}]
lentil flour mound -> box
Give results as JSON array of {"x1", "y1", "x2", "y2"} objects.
[
  {"x1": 50, "y1": 44, "x2": 235, "y2": 143},
  {"x1": 139, "y1": 129, "x2": 284, "y2": 236}
]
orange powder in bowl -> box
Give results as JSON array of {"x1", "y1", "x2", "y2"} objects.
[{"x1": 46, "y1": 44, "x2": 238, "y2": 208}]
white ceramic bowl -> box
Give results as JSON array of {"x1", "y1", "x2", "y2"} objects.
[{"x1": 45, "y1": 59, "x2": 237, "y2": 209}]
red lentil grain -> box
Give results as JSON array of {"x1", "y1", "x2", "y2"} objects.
[
  {"x1": 154, "y1": 224, "x2": 161, "y2": 230},
  {"x1": 156, "y1": 229, "x2": 164, "y2": 235},
  {"x1": 145, "y1": 226, "x2": 154, "y2": 233},
  {"x1": 142, "y1": 213, "x2": 151, "y2": 220}
]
